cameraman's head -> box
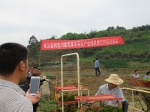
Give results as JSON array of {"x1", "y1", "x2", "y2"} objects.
[{"x1": 0, "y1": 43, "x2": 28, "y2": 83}]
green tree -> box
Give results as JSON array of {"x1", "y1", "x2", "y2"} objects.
[
  {"x1": 87, "y1": 30, "x2": 97, "y2": 38},
  {"x1": 47, "y1": 35, "x2": 56, "y2": 40},
  {"x1": 60, "y1": 32, "x2": 77, "y2": 40},
  {"x1": 76, "y1": 33, "x2": 88, "y2": 39},
  {"x1": 27, "y1": 35, "x2": 40, "y2": 63},
  {"x1": 28, "y1": 35, "x2": 38, "y2": 45}
]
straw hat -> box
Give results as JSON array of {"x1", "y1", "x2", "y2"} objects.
[{"x1": 105, "y1": 74, "x2": 123, "y2": 85}]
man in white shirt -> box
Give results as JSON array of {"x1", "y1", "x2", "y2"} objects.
[
  {"x1": 131, "y1": 70, "x2": 140, "y2": 79},
  {"x1": 95, "y1": 74, "x2": 128, "y2": 112}
]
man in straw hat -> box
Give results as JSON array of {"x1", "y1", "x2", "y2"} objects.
[{"x1": 95, "y1": 74, "x2": 128, "y2": 112}]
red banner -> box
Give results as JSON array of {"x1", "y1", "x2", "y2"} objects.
[{"x1": 40, "y1": 36, "x2": 124, "y2": 50}]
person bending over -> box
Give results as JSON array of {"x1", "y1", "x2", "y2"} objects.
[{"x1": 95, "y1": 74, "x2": 128, "y2": 112}]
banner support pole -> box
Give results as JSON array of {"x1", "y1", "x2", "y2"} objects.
[
  {"x1": 38, "y1": 50, "x2": 41, "y2": 67},
  {"x1": 39, "y1": 40, "x2": 42, "y2": 68}
]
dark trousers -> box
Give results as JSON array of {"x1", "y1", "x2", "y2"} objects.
[
  {"x1": 122, "y1": 101, "x2": 128, "y2": 112},
  {"x1": 33, "y1": 102, "x2": 38, "y2": 112},
  {"x1": 95, "y1": 68, "x2": 100, "y2": 76}
]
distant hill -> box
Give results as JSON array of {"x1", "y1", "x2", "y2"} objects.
[{"x1": 27, "y1": 25, "x2": 150, "y2": 69}]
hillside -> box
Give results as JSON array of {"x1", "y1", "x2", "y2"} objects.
[{"x1": 27, "y1": 25, "x2": 150, "y2": 69}]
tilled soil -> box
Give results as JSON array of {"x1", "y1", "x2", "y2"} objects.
[{"x1": 40, "y1": 68, "x2": 148, "y2": 112}]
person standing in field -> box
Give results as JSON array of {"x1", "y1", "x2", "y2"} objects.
[
  {"x1": 94, "y1": 57, "x2": 101, "y2": 76},
  {"x1": 32, "y1": 67, "x2": 51, "y2": 112},
  {"x1": 130, "y1": 70, "x2": 140, "y2": 79},
  {"x1": 130, "y1": 70, "x2": 140, "y2": 95},
  {"x1": 143, "y1": 71, "x2": 150, "y2": 80}
]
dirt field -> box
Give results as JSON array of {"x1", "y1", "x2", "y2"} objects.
[{"x1": 39, "y1": 67, "x2": 149, "y2": 112}]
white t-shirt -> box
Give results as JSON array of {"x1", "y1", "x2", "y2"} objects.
[
  {"x1": 95, "y1": 84, "x2": 125, "y2": 107},
  {"x1": 132, "y1": 74, "x2": 140, "y2": 78}
]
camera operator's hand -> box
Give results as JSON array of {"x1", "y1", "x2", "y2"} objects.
[{"x1": 25, "y1": 89, "x2": 41, "y2": 104}]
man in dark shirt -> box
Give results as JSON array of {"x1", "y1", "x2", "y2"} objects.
[{"x1": 32, "y1": 67, "x2": 51, "y2": 112}]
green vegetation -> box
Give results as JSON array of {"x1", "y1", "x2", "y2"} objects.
[
  {"x1": 43, "y1": 74, "x2": 55, "y2": 79},
  {"x1": 58, "y1": 94, "x2": 77, "y2": 102},
  {"x1": 100, "y1": 106, "x2": 122, "y2": 112},
  {"x1": 38, "y1": 98, "x2": 57, "y2": 112},
  {"x1": 27, "y1": 25, "x2": 150, "y2": 69}
]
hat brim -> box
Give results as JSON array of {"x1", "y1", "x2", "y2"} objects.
[{"x1": 105, "y1": 78, "x2": 123, "y2": 85}]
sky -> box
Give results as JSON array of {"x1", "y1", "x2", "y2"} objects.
[{"x1": 0, "y1": 0, "x2": 150, "y2": 47}]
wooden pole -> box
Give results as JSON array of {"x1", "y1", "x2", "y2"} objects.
[{"x1": 54, "y1": 72, "x2": 59, "y2": 101}]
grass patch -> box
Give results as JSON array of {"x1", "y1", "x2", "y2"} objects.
[
  {"x1": 39, "y1": 98, "x2": 57, "y2": 112},
  {"x1": 43, "y1": 74, "x2": 55, "y2": 80},
  {"x1": 101, "y1": 60, "x2": 128, "y2": 68},
  {"x1": 80, "y1": 57, "x2": 95, "y2": 63}
]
